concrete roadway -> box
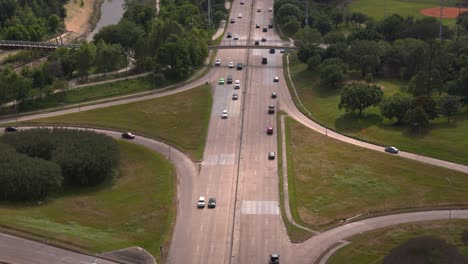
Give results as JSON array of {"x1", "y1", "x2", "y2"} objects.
[{"x1": 1, "y1": 0, "x2": 468, "y2": 263}]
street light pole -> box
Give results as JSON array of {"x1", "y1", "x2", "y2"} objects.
[
  {"x1": 439, "y1": 0, "x2": 444, "y2": 40},
  {"x1": 458, "y1": 4, "x2": 462, "y2": 40}
]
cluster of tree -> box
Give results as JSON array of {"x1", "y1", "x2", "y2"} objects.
[
  {"x1": 0, "y1": 128, "x2": 119, "y2": 201},
  {"x1": 339, "y1": 82, "x2": 464, "y2": 130},
  {"x1": 382, "y1": 236, "x2": 468, "y2": 264},
  {"x1": 92, "y1": 0, "x2": 210, "y2": 80},
  {"x1": 0, "y1": 0, "x2": 66, "y2": 41}
]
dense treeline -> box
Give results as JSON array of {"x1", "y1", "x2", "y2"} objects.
[
  {"x1": 0, "y1": 0, "x2": 220, "y2": 109},
  {"x1": 0, "y1": 128, "x2": 119, "y2": 201},
  {"x1": 0, "y1": 0, "x2": 66, "y2": 41},
  {"x1": 275, "y1": 0, "x2": 468, "y2": 131}
]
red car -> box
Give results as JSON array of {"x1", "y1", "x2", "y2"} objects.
[{"x1": 267, "y1": 127, "x2": 274, "y2": 135}]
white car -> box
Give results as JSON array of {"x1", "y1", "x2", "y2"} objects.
[
  {"x1": 215, "y1": 58, "x2": 221, "y2": 66},
  {"x1": 222, "y1": 110, "x2": 228, "y2": 119},
  {"x1": 229, "y1": 62, "x2": 234, "y2": 68},
  {"x1": 257, "y1": 7, "x2": 261, "y2": 12},
  {"x1": 234, "y1": 80, "x2": 240, "y2": 89},
  {"x1": 269, "y1": 7, "x2": 273, "y2": 12},
  {"x1": 238, "y1": 13, "x2": 243, "y2": 18},
  {"x1": 234, "y1": 34, "x2": 239, "y2": 40},
  {"x1": 240, "y1": 0, "x2": 244, "y2": 4},
  {"x1": 273, "y1": 76, "x2": 279, "y2": 82},
  {"x1": 197, "y1": 196, "x2": 206, "y2": 208}
]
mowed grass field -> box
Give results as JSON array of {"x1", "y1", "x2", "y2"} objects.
[
  {"x1": 23, "y1": 84, "x2": 212, "y2": 160},
  {"x1": 0, "y1": 140, "x2": 174, "y2": 260},
  {"x1": 327, "y1": 220, "x2": 468, "y2": 264},
  {"x1": 286, "y1": 55, "x2": 468, "y2": 165},
  {"x1": 285, "y1": 117, "x2": 468, "y2": 228},
  {"x1": 348, "y1": 0, "x2": 459, "y2": 26},
  {"x1": 19, "y1": 76, "x2": 160, "y2": 113}
]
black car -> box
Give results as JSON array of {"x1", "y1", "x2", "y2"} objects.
[
  {"x1": 262, "y1": 57, "x2": 268, "y2": 64},
  {"x1": 268, "y1": 23, "x2": 273, "y2": 29},
  {"x1": 237, "y1": 63, "x2": 243, "y2": 70},
  {"x1": 227, "y1": 75, "x2": 233, "y2": 84},
  {"x1": 4, "y1": 126, "x2": 18, "y2": 132},
  {"x1": 256, "y1": 24, "x2": 260, "y2": 28},
  {"x1": 269, "y1": 48, "x2": 275, "y2": 54},
  {"x1": 261, "y1": 37, "x2": 266, "y2": 42},
  {"x1": 208, "y1": 198, "x2": 216, "y2": 208},
  {"x1": 254, "y1": 40, "x2": 259, "y2": 45},
  {"x1": 268, "y1": 105, "x2": 275, "y2": 114},
  {"x1": 269, "y1": 253, "x2": 280, "y2": 263},
  {"x1": 227, "y1": 32, "x2": 232, "y2": 38},
  {"x1": 263, "y1": 27, "x2": 267, "y2": 32},
  {"x1": 271, "y1": 92, "x2": 277, "y2": 98},
  {"x1": 230, "y1": 18, "x2": 235, "y2": 23},
  {"x1": 122, "y1": 132, "x2": 135, "y2": 139}
]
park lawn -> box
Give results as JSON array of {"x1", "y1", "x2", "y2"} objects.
[
  {"x1": 327, "y1": 220, "x2": 468, "y2": 264},
  {"x1": 348, "y1": 0, "x2": 458, "y2": 26},
  {"x1": 287, "y1": 54, "x2": 468, "y2": 165},
  {"x1": 0, "y1": 140, "x2": 174, "y2": 261},
  {"x1": 22, "y1": 84, "x2": 212, "y2": 161},
  {"x1": 285, "y1": 117, "x2": 468, "y2": 229},
  {"x1": 19, "y1": 75, "x2": 161, "y2": 113}
]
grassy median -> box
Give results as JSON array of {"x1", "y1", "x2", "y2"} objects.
[
  {"x1": 327, "y1": 219, "x2": 468, "y2": 264},
  {"x1": 0, "y1": 140, "x2": 174, "y2": 261},
  {"x1": 285, "y1": 116, "x2": 468, "y2": 230},
  {"x1": 23, "y1": 84, "x2": 212, "y2": 160},
  {"x1": 286, "y1": 55, "x2": 468, "y2": 165}
]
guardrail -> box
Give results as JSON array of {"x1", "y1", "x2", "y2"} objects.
[{"x1": 0, "y1": 40, "x2": 80, "y2": 50}]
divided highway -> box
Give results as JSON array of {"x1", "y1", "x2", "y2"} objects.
[{"x1": 1, "y1": 0, "x2": 468, "y2": 263}]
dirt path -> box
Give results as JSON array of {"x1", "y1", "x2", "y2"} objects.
[{"x1": 64, "y1": 0, "x2": 96, "y2": 40}]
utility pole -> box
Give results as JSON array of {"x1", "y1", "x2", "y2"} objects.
[
  {"x1": 384, "y1": 0, "x2": 387, "y2": 18},
  {"x1": 208, "y1": 0, "x2": 212, "y2": 28},
  {"x1": 439, "y1": 0, "x2": 444, "y2": 40},
  {"x1": 458, "y1": 4, "x2": 462, "y2": 40}
]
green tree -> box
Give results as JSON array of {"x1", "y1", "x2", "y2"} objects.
[
  {"x1": 282, "y1": 16, "x2": 300, "y2": 36},
  {"x1": 411, "y1": 95, "x2": 438, "y2": 120},
  {"x1": 404, "y1": 106, "x2": 429, "y2": 131},
  {"x1": 439, "y1": 95, "x2": 462, "y2": 123},
  {"x1": 318, "y1": 58, "x2": 346, "y2": 88},
  {"x1": 331, "y1": 10, "x2": 343, "y2": 29},
  {"x1": 338, "y1": 82, "x2": 383, "y2": 116},
  {"x1": 349, "y1": 40, "x2": 382, "y2": 77},
  {"x1": 460, "y1": 11, "x2": 468, "y2": 31},
  {"x1": 313, "y1": 13, "x2": 333, "y2": 35},
  {"x1": 277, "y1": 3, "x2": 303, "y2": 24},
  {"x1": 448, "y1": 67, "x2": 468, "y2": 102},
  {"x1": 307, "y1": 54, "x2": 322, "y2": 70},
  {"x1": 408, "y1": 70, "x2": 443, "y2": 96},
  {"x1": 76, "y1": 43, "x2": 97, "y2": 76},
  {"x1": 377, "y1": 14, "x2": 405, "y2": 41},
  {"x1": 380, "y1": 93, "x2": 412, "y2": 124}
]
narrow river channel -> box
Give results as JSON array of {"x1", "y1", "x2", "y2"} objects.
[{"x1": 87, "y1": 0, "x2": 125, "y2": 41}]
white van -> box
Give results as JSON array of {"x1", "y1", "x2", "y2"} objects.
[{"x1": 238, "y1": 13, "x2": 243, "y2": 18}]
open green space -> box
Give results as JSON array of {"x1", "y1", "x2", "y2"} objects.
[
  {"x1": 0, "y1": 140, "x2": 174, "y2": 261},
  {"x1": 21, "y1": 84, "x2": 212, "y2": 160},
  {"x1": 327, "y1": 219, "x2": 468, "y2": 264},
  {"x1": 286, "y1": 54, "x2": 468, "y2": 165},
  {"x1": 348, "y1": 0, "x2": 459, "y2": 26},
  {"x1": 17, "y1": 75, "x2": 164, "y2": 113},
  {"x1": 285, "y1": 116, "x2": 468, "y2": 229}
]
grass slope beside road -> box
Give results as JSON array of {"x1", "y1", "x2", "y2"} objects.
[
  {"x1": 327, "y1": 219, "x2": 468, "y2": 264},
  {"x1": 0, "y1": 140, "x2": 174, "y2": 261},
  {"x1": 18, "y1": 75, "x2": 158, "y2": 113},
  {"x1": 22, "y1": 84, "x2": 212, "y2": 160},
  {"x1": 348, "y1": 0, "x2": 458, "y2": 26},
  {"x1": 285, "y1": 117, "x2": 468, "y2": 229},
  {"x1": 287, "y1": 55, "x2": 468, "y2": 165}
]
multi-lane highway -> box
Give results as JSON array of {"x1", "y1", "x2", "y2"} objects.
[{"x1": 2, "y1": 0, "x2": 468, "y2": 263}]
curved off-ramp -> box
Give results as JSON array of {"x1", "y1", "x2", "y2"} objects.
[{"x1": 0, "y1": 126, "x2": 198, "y2": 264}]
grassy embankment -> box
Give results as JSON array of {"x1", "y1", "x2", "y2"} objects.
[
  {"x1": 21, "y1": 84, "x2": 213, "y2": 161},
  {"x1": 327, "y1": 220, "x2": 468, "y2": 264},
  {"x1": 285, "y1": 117, "x2": 468, "y2": 233},
  {"x1": 0, "y1": 140, "x2": 174, "y2": 262},
  {"x1": 286, "y1": 54, "x2": 468, "y2": 165}
]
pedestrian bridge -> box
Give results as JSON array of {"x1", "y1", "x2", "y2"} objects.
[
  {"x1": 208, "y1": 39, "x2": 297, "y2": 50},
  {"x1": 0, "y1": 40, "x2": 80, "y2": 50}
]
